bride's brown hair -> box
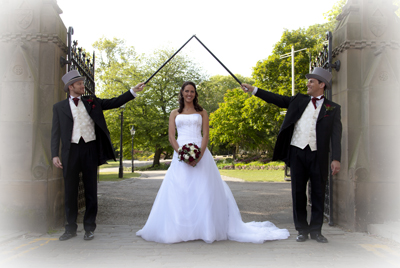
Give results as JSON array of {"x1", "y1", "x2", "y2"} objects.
[{"x1": 178, "y1": 81, "x2": 203, "y2": 113}]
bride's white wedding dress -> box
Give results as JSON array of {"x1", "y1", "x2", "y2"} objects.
[{"x1": 136, "y1": 114, "x2": 290, "y2": 243}]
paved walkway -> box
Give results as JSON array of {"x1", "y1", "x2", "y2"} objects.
[{"x1": 0, "y1": 168, "x2": 399, "y2": 268}]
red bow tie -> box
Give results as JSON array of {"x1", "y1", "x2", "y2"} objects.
[{"x1": 311, "y1": 96, "x2": 324, "y2": 109}]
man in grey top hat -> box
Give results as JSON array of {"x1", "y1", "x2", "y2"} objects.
[
  {"x1": 241, "y1": 67, "x2": 342, "y2": 243},
  {"x1": 51, "y1": 70, "x2": 145, "y2": 241}
]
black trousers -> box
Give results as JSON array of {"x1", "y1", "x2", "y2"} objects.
[
  {"x1": 64, "y1": 138, "x2": 98, "y2": 233},
  {"x1": 289, "y1": 145, "x2": 326, "y2": 235}
]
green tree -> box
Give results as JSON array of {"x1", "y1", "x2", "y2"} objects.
[
  {"x1": 209, "y1": 88, "x2": 249, "y2": 159},
  {"x1": 93, "y1": 37, "x2": 144, "y2": 162},
  {"x1": 323, "y1": 0, "x2": 347, "y2": 28},
  {"x1": 250, "y1": 28, "x2": 326, "y2": 155},
  {"x1": 197, "y1": 74, "x2": 254, "y2": 114},
  {"x1": 94, "y1": 38, "x2": 205, "y2": 166},
  {"x1": 394, "y1": 0, "x2": 400, "y2": 17},
  {"x1": 241, "y1": 95, "x2": 281, "y2": 157},
  {"x1": 127, "y1": 48, "x2": 205, "y2": 166}
]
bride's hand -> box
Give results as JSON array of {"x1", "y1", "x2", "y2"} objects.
[{"x1": 188, "y1": 157, "x2": 201, "y2": 167}]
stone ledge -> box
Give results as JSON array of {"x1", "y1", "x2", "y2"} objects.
[{"x1": 368, "y1": 221, "x2": 400, "y2": 244}]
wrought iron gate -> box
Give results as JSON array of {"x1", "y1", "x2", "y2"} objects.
[
  {"x1": 310, "y1": 31, "x2": 340, "y2": 226},
  {"x1": 60, "y1": 27, "x2": 96, "y2": 212}
]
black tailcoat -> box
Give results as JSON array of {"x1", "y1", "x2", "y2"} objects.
[
  {"x1": 255, "y1": 89, "x2": 342, "y2": 181},
  {"x1": 51, "y1": 90, "x2": 135, "y2": 177}
]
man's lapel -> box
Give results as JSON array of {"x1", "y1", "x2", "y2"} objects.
[
  {"x1": 60, "y1": 99, "x2": 73, "y2": 120},
  {"x1": 283, "y1": 95, "x2": 309, "y2": 129},
  {"x1": 81, "y1": 96, "x2": 94, "y2": 116},
  {"x1": 297, "y1": 95, "x2": 310, "y2": 115},
  {"x1": 317, "y1": 99, "x2": 327, "y2": 122}
]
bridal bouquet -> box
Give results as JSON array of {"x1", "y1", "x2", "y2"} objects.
[{"x1": 178, "y1": 143, "x2": 201, "y2": 165}]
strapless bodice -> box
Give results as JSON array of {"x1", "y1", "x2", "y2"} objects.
[{"x1": 175, "y1": 113, "x2": 202, "y2": 146}]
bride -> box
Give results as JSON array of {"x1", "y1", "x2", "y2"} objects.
[{"x1": 136, "y1": 81, "x2": 290, "y2": 243}]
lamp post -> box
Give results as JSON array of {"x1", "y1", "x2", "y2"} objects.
[
  {"x1": 130, "y1": 126, "x2": 135, "y2": 173},
  {"x1": 118, "y1": 105, "x2": 125, "y2": 179},
  {"x1": 280, "y1": 45, "x2": 309, "y2": 96}
]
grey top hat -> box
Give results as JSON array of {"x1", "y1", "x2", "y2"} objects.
[
  {"x1": 305, "y1": 67, "x2": 331, "y2": 90},
  {"x1": 62, "y1": 70, "x2": 85, "y2": 92}
]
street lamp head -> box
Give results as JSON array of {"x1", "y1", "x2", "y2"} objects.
[{"x1": 130, "y1": 126, "x2": 135, "y2": 136}]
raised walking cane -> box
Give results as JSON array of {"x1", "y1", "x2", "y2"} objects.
[
  {"x1": 193, "y1": 35, "x2": 242, "y2": 85},
  {"x1": 144, "y1": 35, "x2": 196, "y2": 84},
  {"x1": 144, "y1": 35, "x2": 243, "y2": 86}
]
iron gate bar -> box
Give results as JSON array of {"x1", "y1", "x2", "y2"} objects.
[
  {"x1": 60, "y1": 27, "x2": 95, "y2": 96},
  {"x1": 144, "y1": 35, "x2": 196, "y2": 84}
]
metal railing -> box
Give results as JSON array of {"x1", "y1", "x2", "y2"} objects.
[{"x1": 60, "y1": 27, "x2": 95, "y2": 96}]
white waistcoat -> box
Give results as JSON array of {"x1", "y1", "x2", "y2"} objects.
[
  {"x1": 290, "y1": 101, "x2": 322, "y2": 151},
  {"x1": 70, "y1": 99, "x2": 96, "y2": 144}
]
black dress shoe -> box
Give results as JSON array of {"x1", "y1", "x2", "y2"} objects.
[
  {"x1": 84, "y1": 231, "x2": 94, "y2": 240},
  {"x1": 296, "y1": 233, "x2": 308, "y2": 242},
  {"x1": 59, "y1": 231, "x2": 77, "y2": 241},
  {"x1": 310, "y1": 233, "x2": 328, "y2": 243}
]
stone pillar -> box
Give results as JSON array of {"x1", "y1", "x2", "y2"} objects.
[
  {"x1": 332, "y1": 0, "x2": 400, "y2": 231},
  {"x1": 0, "y1": 0, "x2": 67, "y2": 232}
]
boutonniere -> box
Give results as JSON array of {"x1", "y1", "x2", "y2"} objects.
[
  {"x1": 324, "y1": 104, "x2": 335, "y2": 111},
  {"x1": 323, "y1": 104, "x2": 335, "y2": 117},
  {"x1": 87, "y1": 97, "x2": 95, "y2": 109}
]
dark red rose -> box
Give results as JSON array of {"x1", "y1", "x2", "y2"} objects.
[
  {"x1": 87, "y1": 99, "x2": 93, "y2": 103},
  {"x1": 188, "y1": 143, "x2": 193, "y2": 146},
  {"x1": 189, "y1": 157, "x2": 194, "y2": 162}
]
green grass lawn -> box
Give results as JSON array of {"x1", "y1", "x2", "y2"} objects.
[
  {"x1": 219, "y1": 169, "x2": 287, "y2": 182},
  {"x1": 99, "y1": 160, "x2": 120, "y2": 169},
  {"x1": 99, "y1": 172, "x2": 141, "y2": 181},
  {"x1": 99, "y1": 160, "x2": 288, "y2": 182}
]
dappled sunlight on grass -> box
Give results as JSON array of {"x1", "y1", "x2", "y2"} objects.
[
  {"x1": 219, "y1": 170, "x2": 287, "y2": 182},
  {"x1": 99, "y1": 172, "x2": 141, "y2": 181}
]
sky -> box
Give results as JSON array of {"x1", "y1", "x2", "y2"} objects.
[{"x1": 57, "y1": 0, "x2": 341, "y2": 78}]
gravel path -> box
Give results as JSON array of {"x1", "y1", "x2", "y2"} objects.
[{"x1": 96, "y1": 168, "x2": 293, "y2": 227}]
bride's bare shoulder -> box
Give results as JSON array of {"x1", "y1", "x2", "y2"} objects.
[
  {"x1": 170, "y1": 109, "x2": 179, "y2": 118},
  {"x1": 200, "y1": 109, "x2": 208, "y2": 117}
]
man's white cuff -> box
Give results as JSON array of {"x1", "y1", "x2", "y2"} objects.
[
  {"x1": 130, "y1": 88, "x2": 137, "y2": 97},
  {"x1": 252, "y1": 87, "x2": 258, "y2": 95}
]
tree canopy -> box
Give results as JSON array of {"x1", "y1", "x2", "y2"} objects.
[
  {"x1": 92, "y1": 0, "x2": 349, "y2": 161},
  {"x1": 94, "y1": 38, "x2": 204, "y2": 166}
]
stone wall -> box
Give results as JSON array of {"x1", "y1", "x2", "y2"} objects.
[
  {"x1": 332, "y1": 0, "x2": 400, "y2": 231},
  {"x1": 0, "y1": 0, "x2": 67, "y2": 232}
]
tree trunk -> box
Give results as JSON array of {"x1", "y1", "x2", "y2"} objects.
[
  {"x1": 153, "y1": 147, "x2": 163, "y2": 166},
  {"x1": 163, "y1": 151, "x2": 172, "y2": 160}
]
